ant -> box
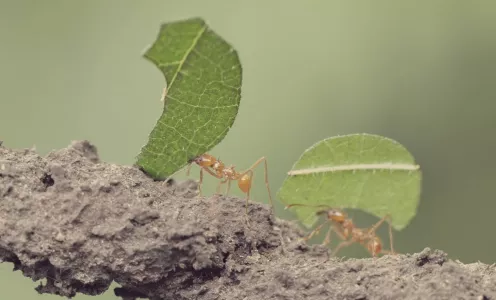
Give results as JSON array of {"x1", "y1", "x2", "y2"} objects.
[
  {"x1": 186, "y1": 153, "x2": 274, "y2": 221},
  {"x1": 285, "y1": 204, "x2": 395, "y2": 257}
]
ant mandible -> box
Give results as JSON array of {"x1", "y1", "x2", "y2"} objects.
[
  {"x1": 285, "y1": 204, "x2": 395, "y2": 257},
  {"x1": 186, "y1": 153, "x2": 275, "y2": 220}
]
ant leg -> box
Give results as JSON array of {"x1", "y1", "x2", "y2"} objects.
[
  {"x1": 243, "y1": 170, "x2": 254, "y2": 221},
  {"x1": 322, "y1": 227, "x2": 333, "y2": 246},
  {"x1": 199, "y1": 167, "x2": 223, "y2": 193},
  {"x1": 366, "y1": 214, "x2": 391, "y2": 234},
  {"x1": 196, "y1": 167, "x2": 224, "y2": 198},
  {"x1": 301, "y1": 221, "x2": 327, "y2": 243},
  {"x1": 216, "y1": 180, "x2": 221, "y2": 194},
  {"x1": 324, "y1": 224, "x2": 347, "y2": 246},
  {"x1": 186, "y1": 163, "x2": 193, "y2": 176},
  {"x1": 388, "y1": 218, "x2": 395, "y2": 254},
  {"x1": 216, "y1": 179, "x2": 228, "y2": 195},
  {"x1": 225, "y1": 179, "x2": 232, "y2": 195},
  {"x1": 198, "y1": 168, "x2": 204, "y2": 197},
  {"x1": 202, "y1": 166, "x2": 223, "y2": 180},
  {"x1": 331, "y1": 239, "x2": 355, "y2": 257},
  {"x1": 186, "y1": 164, "x2": 219, "y2": 197},
  {"x1": 308, "y1": 228, "x2": 340, "y2": 266},
  {"x1": 387, "y1": 217, "x2": 396, "y2": 254},
  {"x1": 238, "y1": 157, "x2": 274, "y2": 214}
]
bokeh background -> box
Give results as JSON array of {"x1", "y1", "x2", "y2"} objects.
[{"x1": 1, "y1": 0, "x2": 496, "y2": 298}]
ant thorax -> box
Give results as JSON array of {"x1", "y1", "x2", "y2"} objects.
[
  {"x1": 212, "y1": 161, "x2": 223, "y2": 170},
  {"x1": 209, "y1": 160, "x2": 223, "y2": 177},
  {"x1": 222, "y1": 166, "x2": 237, "y2": 179},
  {"x1": 351, "y1": 227, "x2": 365, "y2": 239}
]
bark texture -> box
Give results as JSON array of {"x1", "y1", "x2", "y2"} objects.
[{"x1": 0, "y1": 141, "x2": 495, "y2": 300}]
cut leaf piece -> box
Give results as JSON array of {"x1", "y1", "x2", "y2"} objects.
[
  {"x1": 277, "y1": 133, "x2": 421, "y2": 231},
  {"x1": 136, "y1": 18, "x2": 242, "y2": 179}
]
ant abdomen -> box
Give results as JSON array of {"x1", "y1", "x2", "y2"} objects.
[
  {"x1": 367, "y1": 236, "x2": 383, "y2": 257},
  {"x1": 237, "y1": 173, "x2": 252, "y2": 193}
]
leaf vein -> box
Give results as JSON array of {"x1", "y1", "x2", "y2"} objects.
[{"x1": 167, "y1": 25, "x2": 207, "y2": 92}]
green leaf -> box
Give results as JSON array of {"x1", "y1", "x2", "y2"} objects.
[
  {"x1": 277, "y1": 133, "x2": 422, "y2": 231},
  {"x1": 136, "y1": 18, "x2": 242, "y2": 179}
]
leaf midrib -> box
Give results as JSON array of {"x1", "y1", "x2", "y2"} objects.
[{"x1": 288, "y1": 163, "x2": 420, "y2": 176}]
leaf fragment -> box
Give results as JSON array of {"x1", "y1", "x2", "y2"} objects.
[
  {"x1": 136, "y1": 18, "x2": 242, "y2": 179},
  {"x1": 277, "y1": 133, "x2": 422, "y2": 231}
]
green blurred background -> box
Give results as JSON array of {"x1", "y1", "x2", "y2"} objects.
[{"x1": 1, "y1": 0, "x2": 496, "y2": 298}]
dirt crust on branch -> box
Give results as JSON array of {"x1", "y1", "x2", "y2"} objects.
[{"x1": 0, "y1": 141, "x2": 495, "y2": 300}]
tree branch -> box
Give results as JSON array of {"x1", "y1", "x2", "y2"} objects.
[{"x1": 0, "y1": 141, "x2": 494, "y2": 300}]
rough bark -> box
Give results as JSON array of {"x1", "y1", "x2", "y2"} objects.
[{"x1": 0, "y1": 141, "x2": 495, "y2": 300}]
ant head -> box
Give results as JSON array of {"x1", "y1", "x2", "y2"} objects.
[
  {"x1": 327, "y1": 209, "x2": 346, "y2": 223},
  {"x1": 190, "y1": 153, "x2": 216, "y2": 167}
]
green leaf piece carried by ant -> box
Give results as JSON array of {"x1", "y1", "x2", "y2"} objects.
[
  {"x1": 136, "y1": 17, "x2": 242, "y2": 180},
  {"x1": 277, "y1": 133, "x2": 422, "y2": 231}
]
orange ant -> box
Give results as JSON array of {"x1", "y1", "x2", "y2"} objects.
[
  {"x1": 285, "y1": 204, "x2": 395, "y2": 257},
  {"x1": 186, "y1": 153, "x2": 274, "y2": 221}
]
